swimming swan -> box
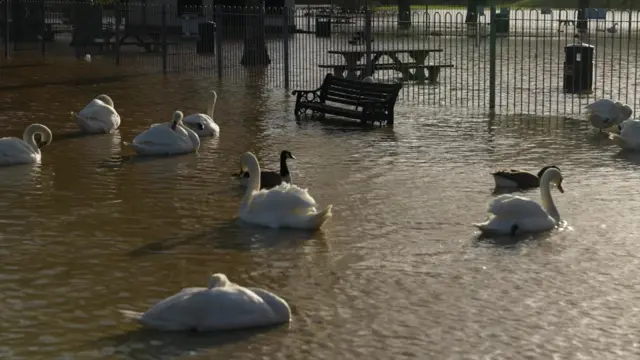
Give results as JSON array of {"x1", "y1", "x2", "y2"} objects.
[
  {"x1": 125, "y1": 273, "x2": 291, "y2": 332},
  {"x1": 238, "y1": 151, "x2": 332, "y2": 229},
  {"x1": 236, "y1": 150, "x2": 296, "y2": 190},
  {"x1": 585, "y1": 99, "x2": 633, "y2": 130},
  {"x1": 609, "y1": 119, "x2": 640, "y2": 150},
  {"x1": 0, "y1": 124, "x2": 53, "y2": 166},
  {"x1": 491, "y1": 165, "x2": 560, "y2": 190},
  {"x1": 183, "y1": 90, "x2": 220, "y2": 138},
  {"x1": 474, "y1": 167, "x2": 564, "y2": 236},
  {"x1": 72, "y1": 94, "x2": 121, "y2": 134},
  {"x1": 131, "y1": 110, "x2": 200, "y2": 156}
]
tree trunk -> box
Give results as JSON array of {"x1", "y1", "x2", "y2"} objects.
[
  {"x1": 240, "y1": 1, "x2": 270, "y2": 67},
  {"x1": 397, "y1": 0, "x2": 411, "y2": 29}
]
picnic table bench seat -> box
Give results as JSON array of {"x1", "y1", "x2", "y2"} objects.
[{"x1": 292, "y1": 73, "x2": 403, "y2": 126}]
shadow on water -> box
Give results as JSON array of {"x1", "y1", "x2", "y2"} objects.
[
  {"x1": 129, "y1": 219, "x2": 328, "y2": 256},
  {"x1": 99, "y1": 325, "x2": 286, "y2": 360},
  {"x1": 612, "y1": 149, "x2": 640, "y2": 166},
  {"x1": 0, "y1": 163, "x2": 41, "y2": 187}
]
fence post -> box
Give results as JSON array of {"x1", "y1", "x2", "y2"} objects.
[
  {"x1": 4, "y1": 0, "x2": 9, "y2": 57},
  {"x1": 115, "y1": 3, "x2": 121, "y2": 65},
  {"x1": 215, "y1": 4, "x2": 222, "y2": 78},
  {"x1": 364, "y1": 8, "x2": 372, "y2": 78},
  {"x1": 489, "y1": 5, "x2": 497, "y2": 112},
  {"x1": 283, "y1": 6, "x2": 290, "y2": 89},
  {"x1": 161, "y1": 4, "x2": 167, "y2": 74}
]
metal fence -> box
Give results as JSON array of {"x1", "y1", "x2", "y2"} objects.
[{"x1": 2, "y1": 1, "x2": 640, "y2": 116}]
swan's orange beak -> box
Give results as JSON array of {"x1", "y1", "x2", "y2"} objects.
[{"x1": 557, "y1": 182, "x2": 564, "y2": 193}]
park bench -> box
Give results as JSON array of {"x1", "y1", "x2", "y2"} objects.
[{"x1": 292, "y1": 73, "x2": 403, "y2": 126}]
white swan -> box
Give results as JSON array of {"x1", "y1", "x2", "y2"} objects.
[
  {"x1": 124, "y1": 273, "x2": 291, "y2": 332},
  {"x1": 0, "y1": 124, "x2": 53, "y2": 166},
  {"x1": 474, "y1": 167, "x2": 565, "y2": 236},
  {"x1": 609, "y1": 119, "x2": 640, "y2": 150},
  {"x1": 238, "y1": 151, "x2": 332, "y2": 230},
  {"x1": 585, "y1": 99, "x2": 633, "y2": 130},
  {"x1": 72, "y1": 94, "x2": 121, "y2": 134},
  {"x1": 131, "y1": 110, "x2": 200, "y2": 156},
  {"x1": 182, "y1": 90, "x2": 220, "y2": 138},
  {"x1": 362, "y1": 76, "x2": 376, "y2": 83}
]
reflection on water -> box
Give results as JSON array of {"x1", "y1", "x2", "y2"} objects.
[{"x1": 2, "y1": 62, "x2": 640, "y2": 359}]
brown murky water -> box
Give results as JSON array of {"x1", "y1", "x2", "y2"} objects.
[{"x1": 2, "y1": 57, "x2": 640, "y2": 359}]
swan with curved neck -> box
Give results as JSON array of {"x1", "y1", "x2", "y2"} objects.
[
  {"x1": 475, "y1": 167, "x2": 564, "y2": 236},
  {"x1": 0, "y1": 123, "x2": 53, "y2": 166},
  {"x1": 125, "y1": 273, "x2": 291, "y2": 332},
  {"x1": 236, "y1": 150, "x2": 296, "y2": 189},
  {"x1": 72, "y1": 94, "x2": 121, "y2": 134},
  {"x1": 131, "y1": 110, "x2": 201, "y2": 156},
  {"x1": 183, "y1": 90, "x2": 220, "y2": 138},
  {"x1": 238, "y1": 151, "x2": 332, "y2": 229}
]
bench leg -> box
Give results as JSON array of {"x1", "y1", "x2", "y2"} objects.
[{"x1": 427, "y1": 67, "x2": 441, "y2": 84}]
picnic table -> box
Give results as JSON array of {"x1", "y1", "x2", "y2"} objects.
[{"x1": 319, "y1": 48, "x2": 454, "y2": 84}]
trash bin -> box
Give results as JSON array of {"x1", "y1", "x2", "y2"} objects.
[
  {"x1": 495, "y1": 8, "x2": 510, "y2": 34},
  {"x1": 197, "y1": 21, "x2": 216, "y2": 54},
  {"x1": 563, "y1": 42, "x2": 594, "y2": 94},
  {"x1": 315, "y1": 14, "x2": 331, "y2": 38}
]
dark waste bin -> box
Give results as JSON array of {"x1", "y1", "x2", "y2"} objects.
[
  {"x1": 495, "y1": 8, "x2": 510, "y2": 34},
  {"x1": 563, "y1": 42, "x2": 594, "y2": 94},
  {"x1": 315, "y1": 14, "x2": 331, "y2": 38},
  {"x1": 197, "y1": 21, "x2": 216, "y2": 54}
]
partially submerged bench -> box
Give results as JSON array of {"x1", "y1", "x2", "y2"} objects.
[{"x1": 292, "y1": 73, "x2": 403, "y2": 125}]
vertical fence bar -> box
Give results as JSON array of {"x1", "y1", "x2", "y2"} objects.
[
  {"x1": 283, "y1": 6, "x2": 290, "y2": 89},
  {"x1": 489, "y1": 6, "x2": 496, "y2": 112},
  {"x1": 161, "y1": 4, "x2": 167, "y2": 74},
  {"x1": 364, "y1": 8, "x2": 372, "y2": 78},
  {"x1": 4, "y1": 0, "x2": 9, "y2": 57},
  {"x1": 215, "y1": 4, "x2": 222, "y2": 78},
  {"x1": 115, "y1": 3, "x2": 121, "y2": 65},
  {"x1": 40, "y1": 0, "x2": 45, "y2": 55}
]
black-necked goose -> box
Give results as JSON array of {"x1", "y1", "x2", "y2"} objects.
[
  {"x1": 491, "y1": 165, "x2": 560, "y2": 190},
  {"x1": 235, "y1": 150, "x2": 295, "y2": 190}
]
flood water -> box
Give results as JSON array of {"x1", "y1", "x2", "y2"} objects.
[{"x1": 2, "y1": 57, "x2": 640, "y2": 359}]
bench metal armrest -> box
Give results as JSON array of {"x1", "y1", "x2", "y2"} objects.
[{"x1": 291, "y1": 87, "x2": 323, "y2": 104}]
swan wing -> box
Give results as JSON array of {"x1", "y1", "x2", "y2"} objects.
[
  {"x1": 488, "y1": 194, "x2": 549, "y2": 219},
  {"x1": 140, "y1": 285, "x2": 277, "y2": 331},
  {"x1": 133, "y1": 123, "x2": 193, "y2": 148},
  {"x1": 77, "y1": 100, "x2": 121, "y2": 132},
  {"x1": 183, "y1": 113, "x2": 219, "y2": 137},
  {"x1": 138, "y1": 287, "x2": 209, "y2": 331},
  {"x1": 0, "y1": 138, "x2": 38, "y2": 165},
  {"x1": 585, "y1": 99, "x2": 615, "y2": 114},
  {"x1": 247, "y1": 183, "x2": 318, "y2": 215},
  {"x1": 619, "y1": 119, "x2": 640, "y2": 148}
]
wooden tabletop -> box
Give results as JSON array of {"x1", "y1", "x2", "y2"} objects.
[{"x1": 327, "y1": 48, "x2": 443, "y2": 55}]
